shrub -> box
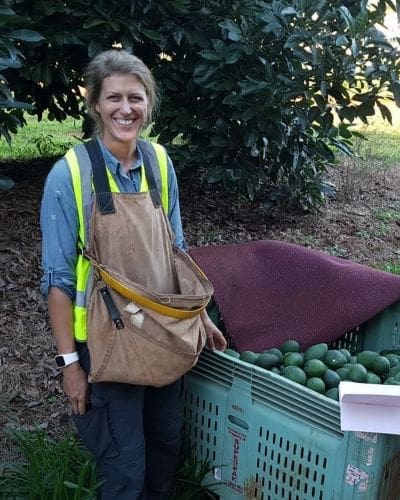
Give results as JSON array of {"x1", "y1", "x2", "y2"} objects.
[{"x1": 1, "y1": 0, "x2": 399, "y2": 209}]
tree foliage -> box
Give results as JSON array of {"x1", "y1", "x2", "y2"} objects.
[{"x1": 2, "y1": 0, "x2": 400, "y2": 209}]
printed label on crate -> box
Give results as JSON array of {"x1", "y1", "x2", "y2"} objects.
[
  {"x1": 345, "y1": 464, "x2": 370, "y2": 492},
  {"x1": 227, "y1": 426, "x2": 247, "y2": 492},
  {"x1": 231, "y1": 403, "x2": 245, "y2": 415},
  {"x1": 355, "y1": 432, "x2": 378, "y2": 443},
  {"x1": 226, "y1": 480, "x2": 244, "y2": 494},
  {"x1": 366, "y1": 447, "x2": 374, "y2": 467},
  {"x1": 213, "y1": 467, "x2": 222, "y2": 481}
]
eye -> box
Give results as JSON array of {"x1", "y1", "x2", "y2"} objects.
[
  {"x1": 107, "y1": 95, "x2": 120, "y2": 102},
  {"x1": 129, "y1": 94, "x2": 144, "y2": 102}
]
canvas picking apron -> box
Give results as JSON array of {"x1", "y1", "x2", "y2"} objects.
[{"x1": 84, "y1": 141, "x2": 213, "y2": 387}]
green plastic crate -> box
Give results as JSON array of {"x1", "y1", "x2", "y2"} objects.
[{"x1": 183, "y1": 304, "x2": 400, "y2": 500}]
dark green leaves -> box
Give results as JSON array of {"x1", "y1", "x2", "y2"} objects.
[
  {"x1": 7, "y1": 30, "x2": 44, "y2": 42},
  {"x1": 0, "y1": 0, "x2": 396, "y2": 211}
]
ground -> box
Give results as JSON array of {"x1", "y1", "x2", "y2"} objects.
[{"x1": 1, "y1": 156, "x2": 400, "y2": 463}]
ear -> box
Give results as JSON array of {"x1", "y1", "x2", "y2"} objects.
[{"x1": 94, "y1": 102, "x2": 100, "y2": 114}]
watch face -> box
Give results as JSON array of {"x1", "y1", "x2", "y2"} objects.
[{"x1": 55, "y1": 356, "x2": 66, "y2": 367}]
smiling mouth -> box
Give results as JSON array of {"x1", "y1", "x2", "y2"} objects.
[{"x1": 115, "y1": 118, "x2": 135, "y2": 126}]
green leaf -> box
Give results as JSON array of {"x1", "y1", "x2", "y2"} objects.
[
  {"x1": 338, "y1": 6, "x2": 355, "y2": 33},
  {"x1": 238, "y1": 79, "x2": 268, "y2": 96},
  {"x1": 200, "y1": 50, "x2": 222, "y2": 62},
  {"x1": 0, "y1": 6, "x2": 15, "y2": 15},
  {"x1": 83, "y1": 18, "x2": 106, "y2": 29},
  {"x1": 193, "y1": 64, "x2": 219, "y2": 84},
  {"x1": 0, "y1": 57, "x2": 22, "y2": 71},
  {"x1": 0, "y1": 175, "x2": 15, "y2": 189},
  {"x1": 335, "y1": 35, "x2": 349, "y2": 46},
  {"x1": 53, "y1": 32, "x2": 83, "y2": 45},
  {"x1": 376, "y1": 100, "x2": 392, "y2": 124},
  {"x1": 281, "y1": 7, "x2": 297, "y2": 15},
  {"x1": 224, "y1": 46, "x2": 242, "y2": 64},
  {"x1": 390, "y1": 81, "x2": 400, "y2": 107},
  {"x1": 207, "y1": 168, "x2": 225, "y2": 183},
  {"x1": 218, "y1": 20, "x2": 242, "y2": 42},
  {"x1": 284, "y1": 34, "x2": 306, "y2": 50},
  {"x1": 244, "y1": 129, "x2": 258, "y2": 147},
  {"x1": 332, "y1": 139, "x2": 353, "y2": 156},
  {"x1": 7, "y1": 30, "x2": 44, "y2": 42},
  {"x1": 0, "y1": 99, "x2": 33, "y2": 110},
  {"x1": 173, "y1": 28, "x2": 184, "y2": 46},
  {"x1": 226, "y1": 168, "x2": 243, "y2": 182},
  {"x1": 241, "y1": 107, "x2": 258, "y2": 121},
  {"x1": 351, "y1": 39, "x2": 359, "y2": 57},
  {"x1": 351, "y1": 130, "x2": 367, "y2": 140},
  {"x1": 338, "y1": 123, "x2": 352, "y2": 139},
  {"x1": 314, "y1": 94, "x2": 327, "y2": 112},
  {"x1": 211, "y1": 136, "x2": 228, "y2": 147},
  {"x1": 141, "y1": 28, "x2": 164, "y2": 42}
]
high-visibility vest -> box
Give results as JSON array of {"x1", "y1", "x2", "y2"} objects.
[{"x1": 65, "y1": 139, "x2": 169, "y2": 341}]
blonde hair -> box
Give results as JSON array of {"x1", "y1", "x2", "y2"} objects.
[{"x1": 84, "y1": 50, "x2": 158, "y2": 133}]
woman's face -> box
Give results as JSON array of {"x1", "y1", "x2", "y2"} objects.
[{"x1": 95, "y1": 73, "x2": 149, "y2": 149}]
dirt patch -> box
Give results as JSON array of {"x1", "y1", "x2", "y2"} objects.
[{"x1": 1, "y1": 158, "x2": 400, "y2": 462}]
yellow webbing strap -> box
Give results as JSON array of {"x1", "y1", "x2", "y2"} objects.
[{"x1": 90, "y1": 261, "x2": 206, "y2": 319}]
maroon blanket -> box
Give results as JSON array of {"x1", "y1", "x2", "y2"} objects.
[{"x1": 190, "y1": 240, "x2": 400, "y2": 352}]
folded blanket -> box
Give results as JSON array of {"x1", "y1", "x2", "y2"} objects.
[{"x1": 190, "y1": 240, "x2": 400, "y2": 352}]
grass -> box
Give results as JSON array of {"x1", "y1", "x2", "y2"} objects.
[
  {"x1": 0, "y1": 430, "x2": 100, "y2": 499},
  {"x1": 358, "y1": 129, "x2": 400, "y2": 163},
  {"x1": 350, "y1": 98, "x2": 400, "y2": 164},
  {"x1": 0, "y1": 114, "x2": 82, "y2": 161},
  {"x1": 383, "y1": 262, "x2": 400, "y2": 275},
  {"x1": 0, "y1": 430, "x2": 218, "y2": 500},
  {"x1": 372, "y1": 208, "x2": 400, "y2": 223}
]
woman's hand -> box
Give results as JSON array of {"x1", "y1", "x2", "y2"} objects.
[
  {"x1": 201, "y1": 310, "x2": 227, "y2": 352},
  {"x1": 63, "y1": 362, "x2": 89, "y2": 415}
]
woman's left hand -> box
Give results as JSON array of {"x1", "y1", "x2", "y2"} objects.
[{"x1": 201, "y1": 310, "x2": 227, "y2": 352}]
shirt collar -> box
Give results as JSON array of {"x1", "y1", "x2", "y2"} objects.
[{"x1": 96, "y1": 137, "x2": 144, "y2": 176}]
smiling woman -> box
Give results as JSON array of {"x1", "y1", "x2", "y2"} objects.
[{"x1": 39, "y1": 49, "x2": 226, "y2": 500}]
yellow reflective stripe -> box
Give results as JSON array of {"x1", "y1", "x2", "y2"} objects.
[
  {"x1": 106, "y1": 168, "x2": 120, "y2": 193},
  {"x1": 94, "y1": 264, "x2": 206, "y2": 319},
  {"x1": 74, "y1": 306, "x2": 87, "y2": 342},
  {"x1": 152, "y1": 142, "x2": 169, "y2": 213},
  {"x1": 74, "y1": 254, "x2": 91, "y2": 341},
  {"x1": 140, "y1": 164, "x2": 148, "y2": 192},
  {"x1": 66, "y1": 149, "x2": 85, "y2": 246},
  {"x1": 75, "y1": 254, "x2": 90, "y2": 294}
]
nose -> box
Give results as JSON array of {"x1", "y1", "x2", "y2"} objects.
[{"x1": 120, "y1": 97, "x2": 132, "y2": 114}]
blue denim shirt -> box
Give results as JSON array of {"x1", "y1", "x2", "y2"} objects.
[{"x1": 40, "y1": 138, "x2": 186, "y2": 300}]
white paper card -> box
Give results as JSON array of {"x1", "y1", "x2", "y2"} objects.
[{"x1": 339, "y1": 381, "x2": 400, "y2": 435}]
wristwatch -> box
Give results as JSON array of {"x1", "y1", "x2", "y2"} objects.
[{"x1": 55, "y1": 351, "x2": 79, "y2": 368}]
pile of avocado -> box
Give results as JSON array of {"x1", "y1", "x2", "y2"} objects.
[{"x1": 224, "y1": 341, "x2": 400, "y2": 401}]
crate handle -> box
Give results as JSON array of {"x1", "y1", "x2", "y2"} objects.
[{"x1": 228, "y1": 415, "x2": 249, "y2": 430}]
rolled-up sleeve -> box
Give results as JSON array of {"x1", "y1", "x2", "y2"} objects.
[{"x1": 40, "y1": 158, "x2": 79, "y2": 300}]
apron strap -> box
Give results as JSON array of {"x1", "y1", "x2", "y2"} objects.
[
  {"x1": 85, "y1": 139, "x2": 116, "y2": 215},
  {"x1": 85, "y1": 139, "x2": 162, "y2": 211}
]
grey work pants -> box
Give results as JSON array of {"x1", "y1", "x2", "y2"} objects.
[{"x1": 73, "y1": 342, "x2": 183, "y2": 500}]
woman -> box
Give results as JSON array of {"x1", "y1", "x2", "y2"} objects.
[{"x1": 41, "y1": 49, "x2": 226, "y2": 499}]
